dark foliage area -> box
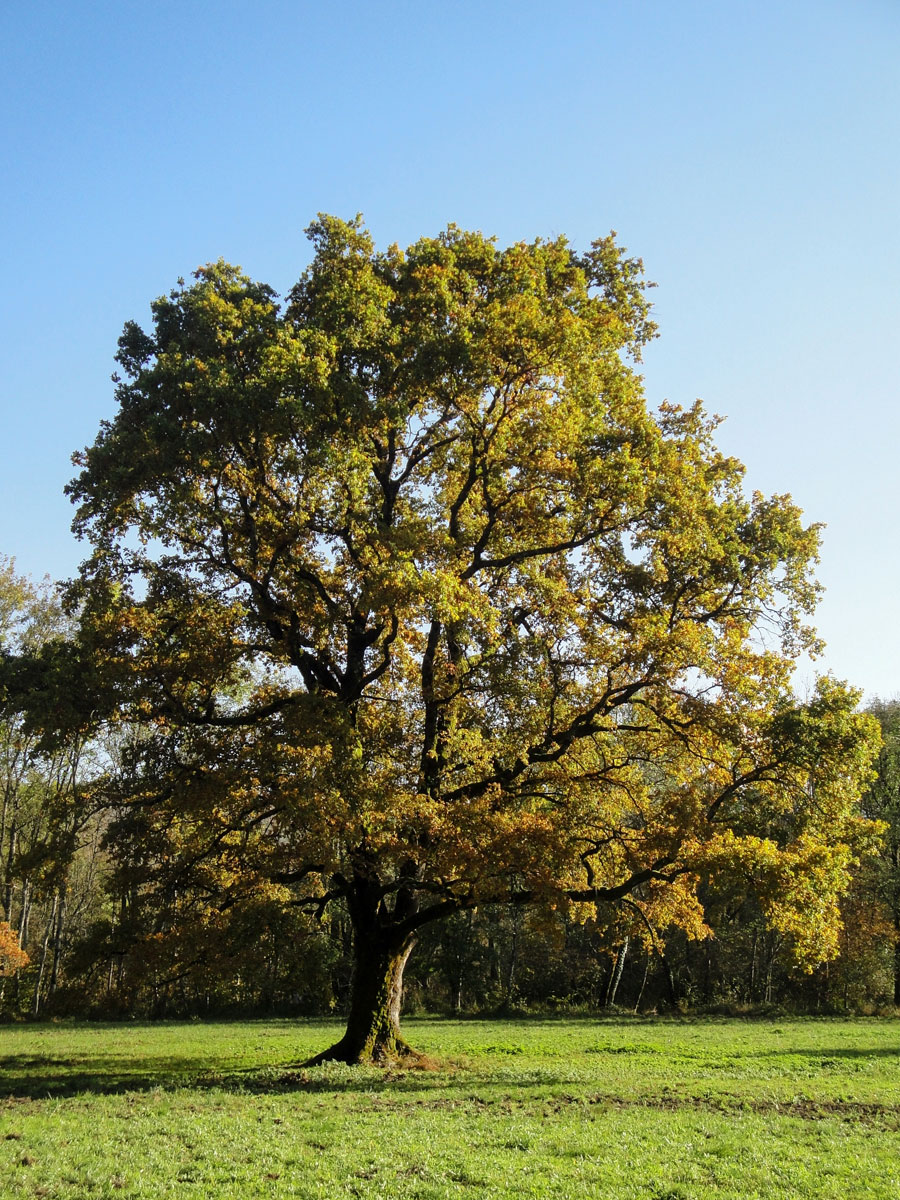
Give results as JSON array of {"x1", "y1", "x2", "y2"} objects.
[{"x1": 3, "y1": 785, "x2": 899, "y2": 1021}]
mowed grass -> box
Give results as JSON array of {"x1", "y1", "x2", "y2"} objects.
[{"x1": 2, "y1": 1016, "x2": 899, "y2": 1199}]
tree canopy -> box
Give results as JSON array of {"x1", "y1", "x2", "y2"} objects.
[
  {"x1": 861, "y1": 699, "x2": 900, "y2": 1003},
  {"x1": 66, "y1": 216, "x2": 879, "y2": 1062}
]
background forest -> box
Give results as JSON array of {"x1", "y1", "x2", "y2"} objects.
[{"x1": 2, "y1": 556, "x2": 898, "y2": 1022}]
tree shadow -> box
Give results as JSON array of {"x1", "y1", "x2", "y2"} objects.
[
  {"x1": 753, "y1": 1046, "x2": 900, "y2": 1060},
  {"x1": 0, "y1": 1052, "x2": 212, "y2": 1100},
  {"x1": 0, "y1": 1052, "x2": 466, "y2": 1101}
]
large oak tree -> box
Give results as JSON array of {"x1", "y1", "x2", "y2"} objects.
[{"x1": 67, "y1": 217, "x2": 878, "y2": 1062}]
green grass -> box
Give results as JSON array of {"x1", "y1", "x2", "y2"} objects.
[{"x1": 2, "y1": 1016, "x2": 899, "y2": 1198}]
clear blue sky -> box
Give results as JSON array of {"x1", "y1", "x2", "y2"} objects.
[{"x1": 2, "y1": 0, "x2": 898, "y2": 699}]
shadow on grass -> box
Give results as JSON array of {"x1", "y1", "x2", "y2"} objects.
[
  {"x1": 0, "y1": 1053, "x2": 467, "y2": 1101},
  {"x1": 5, "y1": 1058, "x2": 900, "y2": 1131},
  {"x1": 3, "y1": 1013, "x2": 898, "y2": 1101},
  {"x1": 754, "y1": 1046, "x2": 900, "y2": 1060}
]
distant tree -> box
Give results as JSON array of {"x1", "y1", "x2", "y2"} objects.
[
  {"x1": 862, "y1": 699, "x2": 900, "y2": 1004},
  {"x1": 66, "y1": 216, "x2": 879, "y2": 1062},
  {"x1": 0, "y1": 920, "x2": 28, "y2": 975},
  {"x1": 0, "y1": 557, "x2": 106, "y2": 1015}
]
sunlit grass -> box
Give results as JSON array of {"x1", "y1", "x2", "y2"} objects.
[{"x1": 2, "y1": 1017, "x2": 899, "y2": 1198}]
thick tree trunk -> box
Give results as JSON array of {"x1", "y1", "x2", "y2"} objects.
[{"x1": 307, "y1": 933, "x2": 418, "y2": 1065}]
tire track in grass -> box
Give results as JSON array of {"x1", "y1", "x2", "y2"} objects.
[{"x1": 340, "y1": 1089, "x2": 900, "y2": 1129}]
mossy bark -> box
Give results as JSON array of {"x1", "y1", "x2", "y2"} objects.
[{"x1": 307, "y1": 934, "x2": 417, "y2": 1065}]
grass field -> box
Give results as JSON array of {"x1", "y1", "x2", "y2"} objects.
[{"x1": 1, "y1": 1015, "x2": 899, "y2": 1199}]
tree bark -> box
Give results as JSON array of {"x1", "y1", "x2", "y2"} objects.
[
  {"x1": 49, "y1": 883, "x2": 67, "y2": 996},
  {"x1": 659, "y1": 948, "x2": 678, "y2": 1009},
  {"x1": 605, "y1": 937, "x2": 629, "y2": 1007},
  {"x1": 307, "y1": 932, "x2": 418, "y2": 1065},
  {"x1": 633, "y1": 949, "x2": 650, "y2": 1013},
  {"x1": 31, "y1": 893, "x2": 58, "y2": 1017}
]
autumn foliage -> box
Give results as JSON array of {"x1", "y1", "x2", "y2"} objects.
[{"x1": 0, "y1": 921, "x2": 29, "y2": 976}]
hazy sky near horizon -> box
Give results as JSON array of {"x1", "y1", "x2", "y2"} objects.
[{"x1": 2, "y1": 0, "x2": 898, "y2": 699}]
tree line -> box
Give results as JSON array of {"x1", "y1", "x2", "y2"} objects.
[
  {"x1": 0, "y1": 219, "x2": 894, "y2": 1059},
  {"x1": 1, "y1": 653, "x2": 898, "y2": 1020}
]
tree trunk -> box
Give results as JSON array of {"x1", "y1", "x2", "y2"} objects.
[
  {"x1": 748, "y1": 926, "x2": 758, "y2": 1002},
  {"x1": 307, "y1": 932, "x2": 418, "y2": 1065},
  {"x1": 633, "y1": 949, "x2": 650, "y2": 1013},
  {"x1": 32, "y1": 893, "x2": 58, "y2": 1016},
  {"x1": 17, "y1": 879, "x2": 30, "y2": 949},
  {"x1": 659, "y1": 948, "x2": 678, "y2": 1009},
  {"x1": 49, "y1": 883, "x2": 67, "y2": 996},
  {"x1": 502, "y1": 909, "x2": 521, "y2": 1009},
  {"x1": 605, "y1": 937, "x2": 629, "y2": 1007}
]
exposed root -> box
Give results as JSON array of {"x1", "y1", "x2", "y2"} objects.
[{"x1": 303, "y1": 1036, "x2": 433, "y2": 1069}]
